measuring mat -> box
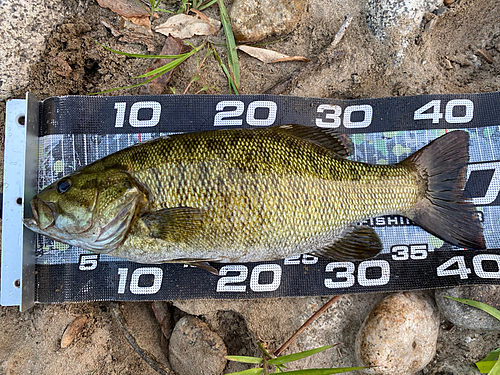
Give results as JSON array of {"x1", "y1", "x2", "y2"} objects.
[{"x1": 3, "y1": 92, "x2": 500, "y2": 310}]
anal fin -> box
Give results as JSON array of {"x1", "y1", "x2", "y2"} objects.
[{"x1": 310, "y1": 226, "x2": 383, "y2": 262}]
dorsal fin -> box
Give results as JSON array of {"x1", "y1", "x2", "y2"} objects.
[
  {"x1": 310, "y1": 226, "x2": 383, "y2": 261},
  {"x1": 270, "y1": 124, "x2": 352, "y2": 157}
]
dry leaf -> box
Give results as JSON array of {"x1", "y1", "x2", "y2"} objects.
[
  {"x1": 101, "y1": 19, "x2": 155, "y2": 51},
  {"x1": 155, "y1": 14, "x2": 221, "y2": 39},
  {"x1": 140, "y1": 35, "x2": 186, "y2": 95},
  {"x1": 61, "y1": 315, "x2": 88, "y2": 348},
  {"x1": 237, "y1": 45, "x2": 309, "y2": 64},
  {"x1": 96, "y1": 0, "x2": 150, "y2": 27}
]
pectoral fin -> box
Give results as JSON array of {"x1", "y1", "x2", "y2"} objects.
[
  {"x1": 141, "y1": 207, "x2": 205, "y2": 242},
  {"x1": 311, "y1": 226, "x2": 383, "y2": 261}
]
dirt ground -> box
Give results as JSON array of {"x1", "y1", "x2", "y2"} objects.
[{"x1": 2, "y1": 0, "x2": 500, "y2": 374}]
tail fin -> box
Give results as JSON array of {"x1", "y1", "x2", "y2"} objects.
[{"x1": 400, "y1": 130, "x2": 485, "y2": 249}]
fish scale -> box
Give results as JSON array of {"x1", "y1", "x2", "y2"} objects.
[
  {"x1": 24, "y1": 126, "x2": 485, "y2": 270},
  {"x1": 110, "y1": 128, "x2": 418, "y2": 263}
]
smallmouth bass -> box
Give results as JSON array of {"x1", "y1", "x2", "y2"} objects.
[{"x1": 24, "y1": 125, "x2": 485, "y2": 273}]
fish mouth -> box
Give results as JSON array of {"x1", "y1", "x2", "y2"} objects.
[{"x1": 23, "y1": 198, "x2": 57, "y2": 230}]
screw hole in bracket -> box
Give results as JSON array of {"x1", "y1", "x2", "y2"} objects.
[
  {"x1": 14, "y1": 279, "x2": 20, "y2": 288},
  {"x1": 16, "y1": 197, "x2": 22, "y2": 205},
  {"x1": 16, "y1": 115, "x2": 25, "y2": 126}
]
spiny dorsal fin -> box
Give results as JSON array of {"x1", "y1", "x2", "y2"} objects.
[
  {"x1": 141, "y1": 207, "x2": 205, "y2": 242},
  {"x1": 270, "y1": 124, "x2": 352, "y2": 157},
  {"x1": 310, "y1": 226, "x2": 383, "y2": 261}
]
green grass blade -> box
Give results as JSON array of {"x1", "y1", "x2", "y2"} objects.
[
  {"x1": 225, "y1": 368, "x2": 264, "y2": 375},
  {"x1": 132, "y1": 42, "x2": 205, "y2": 78},
  {"x1": 132, "y1": 54, "x2": 190, "y2": 78},
  {"x1": 133, "y1": 0, "x2": 152, "y2": 15},
  {"x1": 225, "y1": 356, "x2": 263, "y2": 364},
  {"x1": 475, "y1": 348, "x2": 500, "y2": 373},
  {"x1": 272, "y1": 367, "x2": 366, "y2": 375},
  {"x1": 258, "y1": 342, "x2": 274, "y2": 360},
  {"x1": 476, "y1": 360, "x2": 498, "y2": 373},
  {"x1": 210, "y1": 44, "x2": 239, "y2": 93},
  {"x1": 198, "y1": 0, "x2": 217, "y2": 10},
  {"x1": 89, "y1": 71, "x2": 164, "y2": 95},
  {"x1": 268, "y1": 345, "x2": 335, "y2": 366},
  {"x1": 489, "y1": 359, "x2": 500, "y2": 375},
  {"x1": 217, "y1": 0, "x2": 240, "y2": 89},
  {"x1": 483, "y1": 348, "x2": 500, "y2": 362},
  {"x1": 445, "y1": 296, "x2": 500, "y2": 321},
  {"x1": 94, "y1": 40, "x2": 192, "y2": 59}
]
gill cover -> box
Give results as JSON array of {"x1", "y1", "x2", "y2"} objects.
[{"x1": 24, "y1": 169, "x2": 148, "y2": 253}]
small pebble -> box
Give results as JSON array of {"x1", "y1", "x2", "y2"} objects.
[
  {"x1": 229, "y1": 0, "x2": 307, "y2": 42},
  {"x1": 61, "y1": 315, "x2": 88, "y2": 348},
  {"x1": 355, "y1": 292, "x2": 439, "y2": 375},
  {"x1": 168, "y1": 315, "x2": 227, "y2": 375},
  {"x1": 435, "y1": 286, "x2": 500, "y2": 330}
]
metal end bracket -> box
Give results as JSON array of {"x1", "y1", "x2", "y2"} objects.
[{"x1": 1, "y1": 93, "x2": 39, "y2": 311}]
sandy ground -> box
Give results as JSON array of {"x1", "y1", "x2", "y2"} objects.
[{"x1": 1, "y1": 0, "x2": 500, "y2": 374}]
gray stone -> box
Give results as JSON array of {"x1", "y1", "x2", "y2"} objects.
[
  {"x1": 229, "y1": 0, "x2": 307, "y2": 42},
  {"x1": 0, "y1": 0, "x2": 87, "y2": 99},
  {"x1": 365, "y1": 0, "x2": 444, "y2": 62},
  {"x1": 435, "y1": 286, "x2": 500, "y2": 331},
  {"x1": 355, "y1": 292, "x2": 439, "y2": 375},
  {"x1": 168, "y1": 315, "x2": 227, "y2": 375}
]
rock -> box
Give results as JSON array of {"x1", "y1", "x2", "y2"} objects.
[
  {"x1": 174, "y1": 294, "x2": 385, "y2": 370},
  {"x1": 168, "y1": 315, "x2": 227, "y2": 375},
  {"x1": 365, "y1": 0, "x2": 444, "y2": 63},
  {"x1": 435, "y1": 286, "x2": 500, "y2": 330},
  {"x1": 355, "y1": 292, "x2": 439, "y2": 375},
  {"x1": 0, "y1": 1, "x2": 86, "y2": 99},
  {"x1": 229, "y1": 0, "x2": 307, "y2": 42}
]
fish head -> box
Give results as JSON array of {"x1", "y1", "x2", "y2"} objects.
[{"x1": 24, "y1": 169, "x2": 148, "y2": 253}]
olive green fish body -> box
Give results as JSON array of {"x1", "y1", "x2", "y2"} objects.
[{"x1": 24, "y1": 126, "x2": 485, "y2": 268}]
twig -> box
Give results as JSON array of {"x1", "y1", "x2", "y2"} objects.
[
  {"x1": 265, "y1": 14, "x2": 352, "y2": 95},
  {"x1": 323, "y1": 14, "x2": 353, "y2": 57},
  {"x1": 109, "y1": 302, "x2": 176, "y2": 375},
  {"x1": 273, "y1": 295, "x2": 342, "y2": 357}
]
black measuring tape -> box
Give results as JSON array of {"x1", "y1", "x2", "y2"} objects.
[{"x1": 33, "y1": 92, "x2": 500, "y2": 303}]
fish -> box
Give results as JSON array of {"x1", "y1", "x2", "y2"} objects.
[{"x1": 23, "y1": 125, "x2": 485, "y2": 274}]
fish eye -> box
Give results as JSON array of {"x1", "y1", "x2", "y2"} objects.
[{"x1": 56, "y1": 179, "x2": 72, "y2": 194}]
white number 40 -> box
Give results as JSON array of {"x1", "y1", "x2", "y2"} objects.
[{"x1": 413, "y1": 99, "x2": 474, "y2": 124}]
